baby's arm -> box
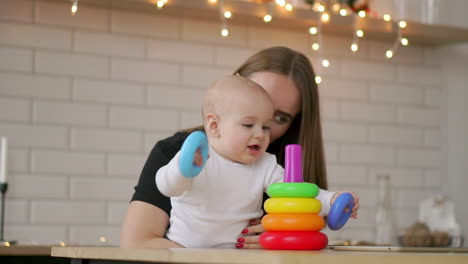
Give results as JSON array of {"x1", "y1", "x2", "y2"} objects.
[
  {"x1": 316, "y1": 189, "x2": 336, "y2": 217},
  {"x1": 155, "y1": 152, "x2": 193, "y2": 197}
]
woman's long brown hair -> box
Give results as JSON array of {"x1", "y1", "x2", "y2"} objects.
[{"x1": 233, "y1": 47, "x2": 328, "y2": 189}]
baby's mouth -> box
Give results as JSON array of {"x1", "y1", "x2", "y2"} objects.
[{"x1": 248, "y1": 145, "x2": 260, "y2": 151}]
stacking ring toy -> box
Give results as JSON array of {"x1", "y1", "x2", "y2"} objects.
[
  {"x1": 260, "y1": 231, "x2": 328, "y2": 250},
  {"x1": 267, "y1": 183, "x2": 319, "y2": 198},
  {"x1": 327, "y1": 192, "x2": 354, "y2": 230},
  {"x1": 264, "y1": 198, "x2": 321, "y2": 214},
  {"x1": 179, "y1": 131, "x2": 209, "y2": 178},
  {"x1": 262, "y1": 213, "x2": 325, "y2": 231}
]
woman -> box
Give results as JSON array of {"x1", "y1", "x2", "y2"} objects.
[{"x1": 120, "y1": 46, "x2": 358, "y2": 249}]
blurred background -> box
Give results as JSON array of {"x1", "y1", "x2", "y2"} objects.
[{"x1": 0, "y1": 0, "x2": 467, "y2": 246}]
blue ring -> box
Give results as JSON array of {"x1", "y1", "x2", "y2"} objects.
[
  {"x1": 327, "y1": 192, "x2": 354, "y2": 230},
  {"x1": 179, "y1": 131, "x2": 209, "y2": 178}
]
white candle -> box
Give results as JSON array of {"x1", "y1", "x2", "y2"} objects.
[{"x1": 0, "y1": 136, "x2": 7, "y2": 184}]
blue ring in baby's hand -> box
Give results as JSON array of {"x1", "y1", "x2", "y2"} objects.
[
  {"x1": 327, "y1": 192, "x2": 354, "y2": 230},
  {"x1": 179, "y1": 131, "x2": 209, "y2": 178}
]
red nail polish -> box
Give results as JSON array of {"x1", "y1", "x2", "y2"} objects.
[
  {"x1": 241, "y1": 229, "x2": 248, "y2": 234},
  {"x1": 237, "y1": 238, "x2": 245, "y2": 243},
  {"x1": 236, "y1": 243, "x2": 243, "y2": 249}
]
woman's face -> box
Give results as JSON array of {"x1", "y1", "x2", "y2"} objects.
[{"x1": 248, "y1": 71, "x2": 301, "y2": 143}]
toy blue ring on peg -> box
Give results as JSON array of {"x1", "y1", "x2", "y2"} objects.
[
  {"x1": 327, "y1": 192, "x2": 354, "y2": 230},
  {"x1": 179, "y1": 131, "x2": 209, "y2": 178}
]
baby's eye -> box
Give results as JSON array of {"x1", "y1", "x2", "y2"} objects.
[
  {"x1": 262, "y1": 126, "x2": 270, "y2": 131},
  {"x1": 242, "y1": 124, "x2": 253, "y2": 128},
  {"x1": 274, "y1": 115, "x2": 288, "y2": 125}
]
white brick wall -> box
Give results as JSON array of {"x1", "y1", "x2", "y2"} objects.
[
  {"x1": 0, "y1": 46, "x2": 33, "y2": 72},
  {"x1": 0, "y1": 0, "x2": 449, "y2": 245},
  {"x1": 0, "y1": 72, "x2": 71, "y2": 99},
  {"x1": 0, "y1": 22, "x2": 72, "y2": 50}
]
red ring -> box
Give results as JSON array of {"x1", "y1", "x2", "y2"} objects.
[{"x1": 260, "y1": 231, "x2": 328, "y2": 250}]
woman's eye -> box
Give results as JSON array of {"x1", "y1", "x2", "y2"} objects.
[
  {"x1": 242, "y1": 124, "x2": 253, "y2": 128},
  {"x1": 274, "y1": 115, "x2": 288, "y2": 124}
]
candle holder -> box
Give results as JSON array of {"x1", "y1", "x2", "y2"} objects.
[{"x1": 1, "y1": 182, "x2": 17, "y2": 245}]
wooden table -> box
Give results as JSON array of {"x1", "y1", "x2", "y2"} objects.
[
  {"x1": 0, "y1": 245, "x2": 68, "y2": 264},
  {"x1": 51, "y1": 246, "x2": 468, "y2": 264}
]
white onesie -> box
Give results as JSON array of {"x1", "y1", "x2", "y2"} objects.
[{"x1": 156, "y1": 147, "x2": 335, "y2": 248}]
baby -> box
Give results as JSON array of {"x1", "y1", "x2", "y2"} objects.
[{"x1": 156, "y1": 75, "x2": 336, "y2": 248}]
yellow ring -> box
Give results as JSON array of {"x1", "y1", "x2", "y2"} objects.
[{"x1": 264, "y1": 198, "x2": 321, "y2": 214}]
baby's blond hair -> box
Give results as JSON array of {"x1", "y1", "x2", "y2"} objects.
[{"x1": 203, "y1": 75, "x2": 271, "y2": 117}]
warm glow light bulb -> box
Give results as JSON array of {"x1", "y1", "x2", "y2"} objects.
[
  {"x1": 71, "y1": 0, "x2": 78, "y2": 15},
  {"x1": 383, "y1": 14, "x2": 391, "y2": 21},
  {"x1": 332, "y1": 3, "x2": 340, "y2": 12},
  {"x1": 59, "y1": 241, "x2": 66, "y2": 247},
  {"x1": 351, "y1": 43, "x2": 359, "y2": 52},
  {"x1": 276, "y1": 0, "x2": 286, "y2": 7},
  {"x1": 317, "y1": 4, "x2": 325, "y2": 12},
  {"x1": 312, "y1": 43, "x2": 320, "y2": 51},
  {"x1": 221, "y1": 28, "x2": 229, "y2": 37},
  {"x1": 401, "y1": 38, "x2": 409, "y2": 46},
  {"x1": 315, "y1": 76, "x2": 322, "y2": 84},
  {"x1": 285, "y1": 3, "x2": 293, "y2": 11},
  {"x1": 309, "y1": 27, "x2": 318, "y2": 35},
  {"x1": 321, "y1": 13, "x2": 330, "y2": 23},
  {"x1": 224, "y1": 11, "x2": 232, "y2": 19},
  {"x1": 99, "y1": 236, "x2": 107, "y2": 243},
  {"x1": 156, "y1": 0, "x2": 164, "y2": 9},
  {"x1": 356, "y1": 29, "x2": 364, "y2": 37},
  {"x1": 358, "y1": 10, "x2": 366, "y2": 18},
  {"x1": 386, "y1": 50, "x2": 393, "y2": 58},
  {"x1": 263, "y1": 14, "x2": 272, "y2": 22},
  {"x1": 208, "y1": 0, "x2": 217, "y2": 3},
  {"x1": 399, "y1": 20, "x2": 407, "y2": 28},
  {"x1": 339, "y1": 9, "x2": 347, "y2": 16},
  {"x1": 322, "y1": 59, "x2": 330, "y2": 68}
]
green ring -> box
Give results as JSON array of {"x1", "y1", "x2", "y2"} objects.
[{"x1": 267, "y1": 183, "x2": 319, "y2": 198}]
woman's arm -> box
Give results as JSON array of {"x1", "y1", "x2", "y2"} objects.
[{"x1": 120, "y1": 201, "x2": 182, "y2": 248}]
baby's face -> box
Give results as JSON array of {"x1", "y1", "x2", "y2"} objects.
[{"x1": 216, "y1": 96, "x2": 273, "y2": 164}]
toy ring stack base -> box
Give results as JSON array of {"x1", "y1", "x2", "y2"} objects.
[{"x1": 260, "y1": 231, "x2": 328, "y2": 250}]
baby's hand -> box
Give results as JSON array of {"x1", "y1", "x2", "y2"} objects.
[
  {"x1": 331, "y1": 191, "x2": 359, "y2": 219},
  {"x1": 193, "y1": 148, "x2": 208, "y2": 167}
]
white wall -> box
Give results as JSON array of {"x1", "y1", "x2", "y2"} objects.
[
  {"x1": 439, "y1": 43, "x2": 468, "y2": 240},
  {"x1": 373, "y1": 0, "x2": 468, "y2": 28},
  {"x1": 291, "y1": 0, "x2": 468, "y2": 28},
  {"x1": 0, "y1": 0, "x2": 450, "y2": 245}
]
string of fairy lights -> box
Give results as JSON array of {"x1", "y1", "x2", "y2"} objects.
[
  {"x1": 1, "y1": 236, "x2": 109, "y2": 247},
  {"x1": 69, "y1": 0, "x2": 409, "y2": 84}
]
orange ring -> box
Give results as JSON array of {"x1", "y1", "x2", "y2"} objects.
[{"x1": 262, "y1": 213, "x2": 325, "y2": 231}]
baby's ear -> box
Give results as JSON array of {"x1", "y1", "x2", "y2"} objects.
[{"x1": 205, "y1": 113, "x2": 220, "y2": 137}]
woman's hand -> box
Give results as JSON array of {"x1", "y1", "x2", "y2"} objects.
[
  {"x1": 331, "y1": 191, "x2": 359, "y2": 219},
  {"x1": 236, "y1": 219, "x2": 264, "y2": 249}
]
